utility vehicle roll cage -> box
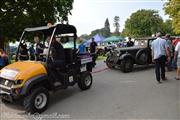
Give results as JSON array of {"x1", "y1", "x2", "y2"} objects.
[{"x1": 16, "y1": 24, "x2": 77, "y2": 63}]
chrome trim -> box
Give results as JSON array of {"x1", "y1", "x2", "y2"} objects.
[
  {"x1": 0, "y1": 84, "x2": 11, "y2": 90},
  {"x1": 0, "y1": 90, "x2": 10, "y2": 95}
]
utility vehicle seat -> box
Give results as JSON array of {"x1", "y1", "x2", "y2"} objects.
[{"x1": 64, "y1": 48, "x2": 74, "y2": 64}]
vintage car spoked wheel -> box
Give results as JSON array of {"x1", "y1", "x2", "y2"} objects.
[
  {"x1": 120, "y1": 59, "x2": 134, "y2": 73},
  {"x1": 106, "y1": 56, "x2": 114, "y2": 68},
  {"x1": 78, "y1": 72, "x2": 93, "y2": 90},
  {"x1": 23, "y1": 87, "x2": 49, "y2": 114},
  {"x1": 136, "y1": 50, "x2": 148, "y2": 65}
]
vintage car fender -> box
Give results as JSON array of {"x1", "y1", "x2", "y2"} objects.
[
  {"x1": 119, "y1": 53, "x2": 134, "y2": 61},
  {"x1": 117, "y1": 53, "x2": 134, "y2": 64}
]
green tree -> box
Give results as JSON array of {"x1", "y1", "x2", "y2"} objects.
[
  {"x1": 162, "y1": 19, "x2": 175, "y2": 35},
  {"x1": 101, "y1": 18, "x2": 111, "y2": 37},
  {"x1": 113, "y1": 16, "x2": 120, "y2": 36},
  {"x1": 122, "y1": 9, "x2": 163, "y2": 37},
  {"x1": 164, "y1": 0, "x2": 180, "y2": 34},
  {"x1": 90, "y1": 29, "x2": 101, "y2": 38},
  {"x1": 0, "y1": 0, "x2": 74, "y2": 42},
  {"x1": 80, "y1": 34, "x2": 90, "y2": 40}
]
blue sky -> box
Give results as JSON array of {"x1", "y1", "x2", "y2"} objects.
[{"x1": 68, "y1": 0, "x2": 169, "y2": 36}]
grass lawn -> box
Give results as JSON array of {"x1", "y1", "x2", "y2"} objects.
[{"x1": 97, "y1": 55, "x2": 107, "y2": 61}]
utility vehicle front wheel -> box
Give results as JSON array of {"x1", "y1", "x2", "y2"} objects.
[
  {"x1": 1, "y1": 98, "x2": 10, "y2": 104},
  {"x1": 78, "y1": 72, "x2": 93, "y2": 90},
  {"x1": 23, "y1": 87, "x2": 49, "y2": 114}
]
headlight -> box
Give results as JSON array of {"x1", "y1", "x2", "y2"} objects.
[
  {"x1": 14, "y1": 79, "x2": 23, "y2": 85},
  {"x1": 116, "y1": 51, "x2": 121, "y2": 56},
  {"x1": 0, "y1": 69, "x2": 19, "y2": 79}
]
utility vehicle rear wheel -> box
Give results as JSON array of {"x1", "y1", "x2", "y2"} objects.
[{"x1": 78, "y1": 72, "x2": 93, "y2": 90}]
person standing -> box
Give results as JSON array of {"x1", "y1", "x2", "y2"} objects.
[
  {"x1": 151, "y1": 32, "x2": 170, "y2": 84},
  {"x1": 172, "y1": 37, "x2": 180, "y2": 69},
  {"x1": 90, "y1": 37, "x2": 97, "y2": 67},
  {"x1": 165, "y1": 34, "x2": 173, "y2": 71},
  {"x1": 78, "y1": 39, "x2": 86, "y2": 54},
  {"x1": 174, "y1": 37, "x2": 180, "y2": 80},
  {"x1": 0, "y1": 49, "x2": 9, "y2": 69},
  {"x1": 126, "y1": 37, "x2": 134, "y2": 47}
]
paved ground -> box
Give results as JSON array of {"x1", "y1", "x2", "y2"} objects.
[{"x1": 0, "y1": 60, "x2": 180, "y2": 120}]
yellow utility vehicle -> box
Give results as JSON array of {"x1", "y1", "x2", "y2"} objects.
[{"x1": 0, "y1": 24, "x2": 93, "y2": 113}]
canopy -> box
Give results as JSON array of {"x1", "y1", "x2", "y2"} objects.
[
  {"x1": 24, "y1": 24, "x2": 77, "y2": 36},
  {"x1": 103, "y1": 36, "x2": 124, "y2": 43},
  {"x1": 86, "y1": 34, "x2": 104, "y2": 44}
]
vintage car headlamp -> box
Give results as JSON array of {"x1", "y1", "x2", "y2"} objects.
[
  {"x1": 0, "y1": 69, "x2": 19, "y2": 79},
  {"x1": 116, "y1": 51, "x2": 121, "y2": 57}
]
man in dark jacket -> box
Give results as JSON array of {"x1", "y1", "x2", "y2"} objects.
[
  {"x1": 47, "y1": 36, "x2": 65, "y2": 82},
  {"x1": 126, "y1": 37, "x2": 134, "y2": 47},
  {"x1": 90, "y1": 37, "x2": 97, "y2": 67}
]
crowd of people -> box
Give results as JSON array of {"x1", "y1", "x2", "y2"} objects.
[
  {"x1": 151, "y1": 32, "x2": 180, "y2": 84},
  {"x1": 1, "y1": 28, "x2": 180, "y2": 84}
]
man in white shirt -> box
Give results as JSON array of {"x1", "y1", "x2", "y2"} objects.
[
  {"x1": 151, "y1": 32, "x2": 170, "y2": 83},
  {"x1": 174, "y1": 38, "x2": 180, "y2": 80}
]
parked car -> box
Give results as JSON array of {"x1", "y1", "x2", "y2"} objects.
[{"x1": 105, "y1": 37, "x2": 155, "y2": 72}]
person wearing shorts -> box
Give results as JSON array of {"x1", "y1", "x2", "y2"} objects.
[{"x1": 174, "y1": 39, "x2": 180, "y2": 80}]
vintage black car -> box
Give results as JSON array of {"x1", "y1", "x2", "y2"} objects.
[{"x1": 105, "y1": 37, "x2": 156, "y2": 72}]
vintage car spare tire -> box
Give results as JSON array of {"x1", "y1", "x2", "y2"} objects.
[
  {"x1": 136, "y1": 49, "x2": 148, "y2": 65},
  {"x1": 120, "y1": 59, "x2": 134, "y2": 73},
  {"x1": 106, "y1": 56, "x2": 114, "y2": 68}
]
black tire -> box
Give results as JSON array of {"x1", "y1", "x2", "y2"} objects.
[
  {"x1": 1, "y1": 98, "x2": 10, "y2": 104},
  {"x1": 136, "y1": 50, "x2": 148, "y2": 65},
  {"x1": 120, "y1": 59, "x2": 134, "y2": 73},
  {"x1": 106, "y1": 56, "x2": 114, "y2": 68},
  {"x1": 23, "y1": 87, "x2": 49, "y2": 114},
  {"x1": 78, "y1": 72, "x2": 93, "y2": 90}
]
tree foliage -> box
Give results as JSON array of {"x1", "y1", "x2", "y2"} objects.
[
  {"x1": 113, "y1": 16, "x2": 120, "y2": 36},
  {"x1": 164, "y1": 0, "x2": 180, "y2": 34},
  {"x1": 122, "y1": 9, "x2": 164, "y2": 37},
  {"x1": 102, "y1": 18, "x2": 111, "y2": 37},
  {"x1": 162, "y1": 19, "x2": 175, "y2": 35},
  {"x1": 88, "y1": 18, "x2": 111, "y2": 38},
  {"x1": 0, "y1": 0, "x2": 74, "y2": 41}
]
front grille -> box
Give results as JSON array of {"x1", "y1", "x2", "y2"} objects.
[
  {"x1": 0, "y1": 77, "x2": 14, "y2": 87},
  {"x1": 0, "y1": 86, "x2": 11, "y2": 93},
  {"x1": 0, "y1": 78, "x2": 6, "y2": 85}
]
